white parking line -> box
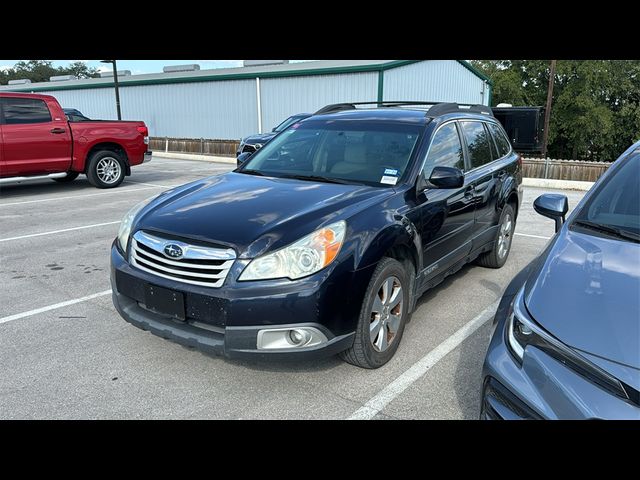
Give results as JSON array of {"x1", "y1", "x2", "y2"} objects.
[
  {"x1": 515, "y1": 232, "x2": 551, "y2": 240},
  {"x1": 125, "y1": 180, "x2": 178, "y2": 188},
  {"x1": 0, "y1": 290, "x2": 112, "y2": 325},
  {"x1": 0, "y1": 185, "x2": 162, "y2": 207},
  {"x1": 347, "y1": 300, "x2": 500, "y2": 420},
  {"x1": 0, "y1": 221, "x2": 120, "y2": 242}
]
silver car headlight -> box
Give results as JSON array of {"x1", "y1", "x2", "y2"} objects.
[
  {"x1": 506, "y1": 287, "x2": 534, "y2": 362},
  {"x1": 239, "y1": 221, "x2": 346, "y2": 281},
  {"x1": 117, "y1": 196, "x2": 156, "y2": 253}
]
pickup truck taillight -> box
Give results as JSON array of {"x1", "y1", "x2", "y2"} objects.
[{"x1": 137, "y1": 126, "x2": 149, "y2": 145}]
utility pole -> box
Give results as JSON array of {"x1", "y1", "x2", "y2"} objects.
[
  {"x1": 101, "y1": 59, "x2": 122, "y2": 120},
  {"x1": 541, "y1": 59, "x2": 557, "y2": 158}
]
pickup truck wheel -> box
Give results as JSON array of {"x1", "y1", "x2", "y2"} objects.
[
  {"x1": 340, "y1": 257, "x2": 409, "y2": 369},
  {"x1": 476, "y1": 204, "x2": 515, "y2": 269},
  {"x1": 53, "y1": 172, "x2": 79, "y2": 183},
  {"x1": 86, "y1": 151, "x2": 125, "y2": 188}
]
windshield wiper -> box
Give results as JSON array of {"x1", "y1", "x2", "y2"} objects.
[
  {"x1": 239, "y1": 169, "x2": 266, "y2": 176},
  {"x1": 279, "y1": 174, "x2": 356, "y2": 185},
  {"x1": 573, "y1": 219, "x2": 640, "y2": 242}
]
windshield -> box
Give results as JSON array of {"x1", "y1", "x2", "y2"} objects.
[
  {"x1": 240, "y1": 119, "x2": 422, "y2": 187},
  {"x1": 273, "y1": 115, "x2": 304, "y2": 132},
  {"x1": 572, "y1": 151, "x2": 640, "y2": 238}
]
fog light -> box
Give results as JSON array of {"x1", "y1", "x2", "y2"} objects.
[
  {"x1": 257, "y1": 326, "x2": 329, "y2": 350},
  {"x1": 288, "y1": 329, "x2": 307, "y2": 345}
]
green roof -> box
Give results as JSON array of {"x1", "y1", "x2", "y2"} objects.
[{"x1": 0, "y1": 60, "x2": 492, "y2": 93}]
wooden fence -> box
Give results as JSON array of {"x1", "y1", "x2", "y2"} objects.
[
  {"x1": 150, "y1": 137, "x2": 612, "y2": 182},
  {"x1": 150, "y1": 137, "x2": 239, "y2": 157},
  {"x1": 522, "y1": 158, "x2": 611, "y2": 182}
]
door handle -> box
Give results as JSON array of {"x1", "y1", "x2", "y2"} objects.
[{"x1": 50, "y1": 128, "x2": 66, "y2": 134}]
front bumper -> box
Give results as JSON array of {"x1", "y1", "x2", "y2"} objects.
[
  {"x1": 143, "y1": 151, "x2": 152, "y2": 163},
  {"x1": 110, "y1": 243, "x2": 361, "y2": 360}
]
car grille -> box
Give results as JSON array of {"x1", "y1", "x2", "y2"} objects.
[
  {"x1": 130, "y1": 230, "x2": 236, "y2": 288},
  {"x1": 242, "y1": 144, "x2": 256, "y2": 154},
  {"x1": 481, "y1": 377, "x2": 541, "y2": 420}
]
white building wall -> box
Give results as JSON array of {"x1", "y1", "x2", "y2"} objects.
[
  {"x1": 383, "y1": 60, "x2": 488, "y2": 106},
  {"x1": 259, "y1": 72, "x2": 379, "y2": 132}
]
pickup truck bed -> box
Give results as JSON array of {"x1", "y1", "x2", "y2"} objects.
[{"x1": 0, "y1": 92, "x2": 152, "y2": 188}]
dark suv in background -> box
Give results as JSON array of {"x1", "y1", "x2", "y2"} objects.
[
  {"x1": 236, "y1": 113, "x2": 311, "y2": 158},
  {"x1": 112, "y1": 101, "x2": 522, "y2": 368}
]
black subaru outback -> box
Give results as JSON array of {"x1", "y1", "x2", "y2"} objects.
[{"x1": 111, "y1": 101, "x2": 522, "y2": 368}]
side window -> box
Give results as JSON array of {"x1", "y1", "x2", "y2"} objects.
[
  {"x1": 487, "y1": 122, "x2": 511, "y2": 158},
  {"x1": 2, "y1": 97, "x2": 52, "y2": 125},
  {"x1": 460, "y1": 121, "x2": 493, "y2": 169},
  {"x1": 422, "y1": 122, "x2": 465, "y2": 177}
]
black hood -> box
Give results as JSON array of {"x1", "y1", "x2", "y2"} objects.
[
  {"x1": 242, "y1": 133, "x2": 276, "y2": 145},
  {"x1": 135, "y1": 172, "x2": 394, "y2": 259}
]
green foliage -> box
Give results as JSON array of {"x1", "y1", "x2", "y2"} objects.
[
  {"x1": 471, "y1": 60, "x2": 640, "y2": 161},
  {"x1": 0, "y1": 60, "x2": 99, "y2": 85}
]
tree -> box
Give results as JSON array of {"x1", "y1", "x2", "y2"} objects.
[
  {"x1": 59, "y1": 61, "x2": 99, "y2": 79},
  {"x1": 0, "y1": 60, "x2": 99, "y2": 85},
  {"x1": 471, "y1": 60, "x2": 640, "y2": 161}
]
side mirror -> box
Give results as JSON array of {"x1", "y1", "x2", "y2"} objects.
[
  {"x1": 236, "y1": 151, "x2": 253, "y2": 166},
  {"x1": 428, "y1": 166, "x2": 464, "y2": 189},
  {"x1": 534, "y1": 194, "x2": 568, "y2": 232}
]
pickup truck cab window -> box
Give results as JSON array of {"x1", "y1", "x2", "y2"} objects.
[{"x1": 1, "y1": 97, "x2": 52, "y2": 124}]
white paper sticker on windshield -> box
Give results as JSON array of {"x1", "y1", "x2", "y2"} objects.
[{"x1": 380, "y1": 175, "x2": 398, "y2": 185}]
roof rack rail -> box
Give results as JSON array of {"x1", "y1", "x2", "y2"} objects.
[{"x1": 313, "y1": 101, "x2": 493, "y2": 117}]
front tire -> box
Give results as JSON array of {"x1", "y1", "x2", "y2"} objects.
[
  {"x1": 476, "y1": 204, "x2": 515, "y2": 269},
  {"x1": 86, "y1": 150, "x2": 126, "y2": 188},
  {"x1": 340, "y1": 257, "x2": 410, "y2": 369},
  {"x1": 53, "y1": 172, "x2": 79, "y2": 183}
]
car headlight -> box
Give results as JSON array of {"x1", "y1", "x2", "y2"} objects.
[
  {"x1": 506, "y1": 287, "x2": 534, "y2": 362},
  {"x1": 117, "y1": 196, "x2": 156, "y2": 253},
  {"x1": 239, "y1": 221, "x2": 346, "y2": 281}
]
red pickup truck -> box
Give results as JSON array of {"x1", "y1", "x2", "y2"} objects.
[{"x1": 0, "y1": 92, "x2": 152, "y2": 188}]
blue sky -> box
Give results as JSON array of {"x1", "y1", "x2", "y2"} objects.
[{"x1": 0, "y1": 60, "x2": 309, "y2": 74}]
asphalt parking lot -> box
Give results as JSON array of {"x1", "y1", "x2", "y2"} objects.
[{"x1": 0, "y1": 157, "x2": 587, "y2": 419}]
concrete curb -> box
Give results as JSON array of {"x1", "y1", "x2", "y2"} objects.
[
  {"x1": 153, "y1": 151, "x2": 236, "y2": 165},
  {"x1": 523, "y1": 178, "x2": 594, "y2": 191}
]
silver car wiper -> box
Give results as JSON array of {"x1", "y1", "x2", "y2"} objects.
[{"x1": 279, "y1": 174, "x2": 358, "y2": 185}]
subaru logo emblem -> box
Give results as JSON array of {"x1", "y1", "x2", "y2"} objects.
[{"x1": 164, "y1": 243, "x2": 183, "y2": 259}]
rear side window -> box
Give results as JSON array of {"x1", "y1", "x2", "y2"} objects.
[
  {"x1": 460, "y1": 121, "x2": 493, "y2": 169},
  {"x1": 487, "y1": 122, "x2": 512, "y2": 158},
  {"x1": 423, "y1": 122, "x2": 465, "y2": 176},
  {"x1": 2, "y1": 97, "x2": 52, "y2": 125}
]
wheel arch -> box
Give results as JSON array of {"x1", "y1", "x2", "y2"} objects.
[{"x1": 85, "y1": 142, "x2": 130, "y2": 175}]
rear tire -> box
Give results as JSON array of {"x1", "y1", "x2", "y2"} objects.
[
  {"x1": 53, "y1": 172, "x2": 79, "y2": 183},
  {"x1": 476, "y1": 204, "x2": 515, "y2": 269},
  {"x1": 340, "y1": 257, "x2": 410, "y2": 369},
  {"x1": 86, "y1": 150, "x2": 126, "y2": 189}
]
